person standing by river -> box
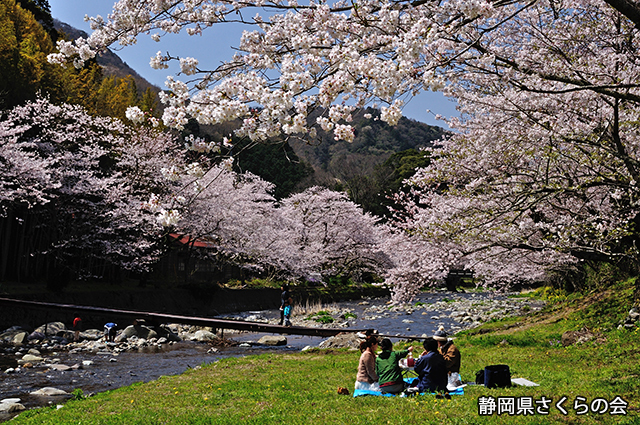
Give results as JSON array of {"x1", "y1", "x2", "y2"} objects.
[
  {"x1": 104, "y1": 322, "x2": 118, "y2": 342},
  {"x1": 72, "y1": 313, "x2": 82, "y2": 342},
  {"x1": 279, "y1": 285, "x2": 293, "y2": 326}
]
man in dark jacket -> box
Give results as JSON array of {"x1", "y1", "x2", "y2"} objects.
[{"x1": 413, "y1": 337, "x2": 448, "y2": 394}]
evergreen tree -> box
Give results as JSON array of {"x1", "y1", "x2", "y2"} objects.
[
  {"x1": 233, "y1": 140, "x2": 313, "y2": 199},
  {"x1": 0, "y1": 0, "x2": 54, "y2": 109},
  {"x1": 15, "y1": 0, "x2": 55, "y2": 41}
]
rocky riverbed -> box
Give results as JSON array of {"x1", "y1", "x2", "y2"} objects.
[{"x1": 0, "y1": 290, "x2": 545, "y2": 421}]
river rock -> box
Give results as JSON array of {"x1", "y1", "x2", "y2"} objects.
[
  {"x1": 20, "y1": 354, "x2": 44, "y2": 363},
  {"x1": 0, "y1": 400, "x2": 25, "y2": 413},
  {"x1": 30, "y1": 387, "x2": 68, "y2": 396},
  {"x1": 193, "y1": 330, "x2": 218, "y2": 342},
  {"x1": 34, "y1": 322, "x2": 67, "y2": 337},
  {"x1": 318, "y1": 332, "x2": 361, "y2": 349},
  {"x1": 49, "y1": 364, "x2": 73, "y2": 371},
  {"x1": 27, "y1": 331, "x2": 45, "y2": 341},
  {"x1": 116, "y1": 325, "x2": 158, "y2": 342},
  {"x1": 0, "y1": 327, "x2": 30, "y2": 344},
  {"x1": 257, "y1": 335, "x2": 287, "y2": 346},
  {"x1": 157, "y1": 328, "x2": 181, "y2": 342},
  {"x1": 81, "y1": 329, "x2": 103, "y2": 340},
  {"x1": 12, "y1": 332, "x2": 28, "y2": 346},
  {"x1": 618, "y1": 307, "x2": 640, "y2": 329},
  {"x1": 84, "y1": 340, "x2": 107, "y2": 352}
]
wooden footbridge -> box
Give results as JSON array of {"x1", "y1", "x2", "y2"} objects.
[{"x1": 0, "y1": 297, "x2": 423, "y2": 340}]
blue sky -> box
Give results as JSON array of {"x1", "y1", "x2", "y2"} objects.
[{"x1": 48, "y1": 0, "x2": 458, "y2": 128}]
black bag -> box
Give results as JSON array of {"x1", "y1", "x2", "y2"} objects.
[
  {"x1": 475, "y1": 369, "x2": 485, "y2": 385},
  {"x1": 484, "y1": 364, "x2": 511, "y2": 388}
]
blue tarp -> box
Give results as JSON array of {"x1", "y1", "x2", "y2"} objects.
[{"x1": 353, "y1": 378, "x2": 465, "y2": 398}]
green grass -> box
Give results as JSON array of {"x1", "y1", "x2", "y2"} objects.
[
  {"x1": 10, "y1": 282, "x2": 640, "y2": 424},
  {"x1": 305, "y1": 310, "x2": 335, "y2": 324}
]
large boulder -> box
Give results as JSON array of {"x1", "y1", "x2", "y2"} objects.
[
  {"x1": 34, "y1": 322, "x2": 67, "y2": 336},
  {"x1": 116, "y1": 325, "x2": 158, "y2": 342},
  {"x1": 258, "y1": 335, "x2": 287, "y2": 346},
  {"x1": 193, "y1": 330, "x2": 218, "y2": 342},
  {"x1": 318, "y1": 332, "x2": 362, "y2": 349}
]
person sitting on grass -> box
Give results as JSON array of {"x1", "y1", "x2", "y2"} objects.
[
  {"x1": 411, "y1": 337, "x2": 449, "y2": 398},
  {"x1": 433, "y1": 326, "x2": 461, "y2": 375},
  {"x1": 375, "y1": 338, "x2": 413, "y2": 394},
  {"x1": 355, "y1": 335, "x2": 380, "y2": 391},
  {"x1": 434, "y1": 325, "x2": 462, "y2": 388}
]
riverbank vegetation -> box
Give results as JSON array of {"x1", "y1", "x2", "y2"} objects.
[{"x1": 11, "y1": 279, "x2": 639, "y2": 424}]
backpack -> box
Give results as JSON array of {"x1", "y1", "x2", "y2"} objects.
[{"x1": 483, "y1": 364, "x2": 511, "y2": 388}]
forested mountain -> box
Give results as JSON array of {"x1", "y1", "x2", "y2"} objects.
[
  {"x1": 178, "y1": 107, "x2": 446, "y2": 214},
  {"x1": 182, "y1": 109, "x2": 446, "y2": 211},
  {"x1": 286, "y1": 107, "x2": 447, "y2": 216},
  {"x1": 292, "y1": 107, "x2": 445, "y2": 174},
  {"x1": 0, "y1": 0, "x2": 161, "y2": 120}
]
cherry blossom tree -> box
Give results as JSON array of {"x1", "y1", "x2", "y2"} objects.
[
  {"x1": 0, "y1": 97, "x2": 183, "y2": 283},
  {"x1": 273, "y1": 186, "x2": 390, "y2": 281},
  {"x1": 48, "y1": 1, "x2": 640, "y2": 139},
  {"x1": 47, "y1": 0, "x2": 640, "y2": 299},
  {"x1": 157, "y1": 162, "x2": 280, "y2": 275},
  {"x1": 156, "y1": 166, "x2": 390, "y2": 282},
  {"x1": 382, "y1": 0, "x2": 640, "y2": 299}
]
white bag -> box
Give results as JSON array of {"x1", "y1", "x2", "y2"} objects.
[
  {"x1": 447, "y1": 372, "x2": 463, "y2": 389},
  {"x1": 355, "y1": 381, "x2": 381, "y2": 392}
]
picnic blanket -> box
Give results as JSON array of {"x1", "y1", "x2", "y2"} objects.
[{"x1": 353, "y1": 378, "x2": 465, "y2": 398}]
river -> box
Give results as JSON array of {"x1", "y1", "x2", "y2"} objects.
[{"x1": 0, "y1": 290, "x2": 543, "y2": 421}]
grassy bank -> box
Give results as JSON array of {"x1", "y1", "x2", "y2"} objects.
[{"x1": 11, "y1": 281, "x2": 640, "y2": 424}]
